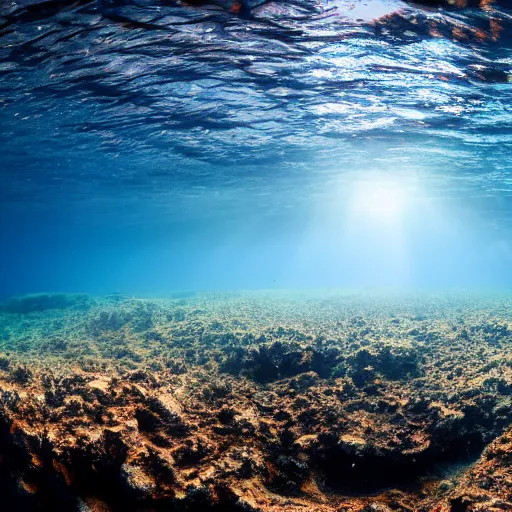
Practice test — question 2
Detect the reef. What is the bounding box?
[0,291,512,511]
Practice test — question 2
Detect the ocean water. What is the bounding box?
[1,3,512,510]
[1,0,511,296]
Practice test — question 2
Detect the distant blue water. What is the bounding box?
[1,0,511,296]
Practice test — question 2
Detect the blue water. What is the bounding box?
[0,0,511,296]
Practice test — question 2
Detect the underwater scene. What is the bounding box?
[1,0,512,511]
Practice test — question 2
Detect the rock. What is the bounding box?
[339,435,367,456]
[362,504,393,512]
[120,463,156,497]
[87,378,111,394]
[148,392,182,417]
[2,293,91,314]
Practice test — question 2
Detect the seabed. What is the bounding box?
[0,291,511,511]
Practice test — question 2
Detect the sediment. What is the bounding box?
[0,291,511,511]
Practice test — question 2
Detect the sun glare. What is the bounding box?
[351,179,409,221]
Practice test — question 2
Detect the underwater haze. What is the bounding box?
[1,0,512,295]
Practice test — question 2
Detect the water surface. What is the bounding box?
[1,0,511,294]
